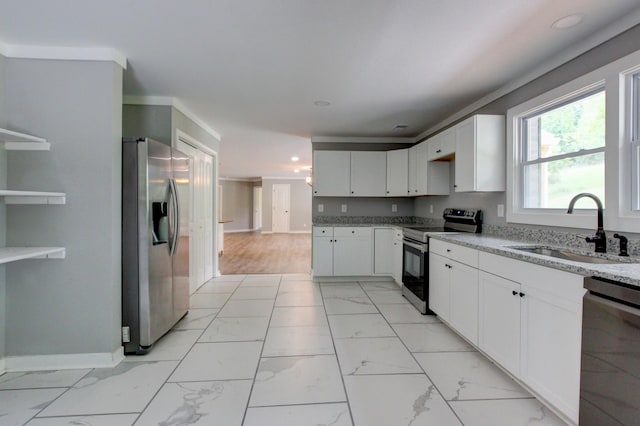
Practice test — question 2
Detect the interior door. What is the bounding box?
[272,183,290,233]
[177,139,214,293]
[253,186,262,230]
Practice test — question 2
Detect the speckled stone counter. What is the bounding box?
[429,233,640,288]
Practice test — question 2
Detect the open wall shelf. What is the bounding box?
[0,247,66,264]
[0,190,66,205]
[0,127,50,150]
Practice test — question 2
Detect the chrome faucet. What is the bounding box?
[567,193,606,253]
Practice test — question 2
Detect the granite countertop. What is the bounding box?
[429,233,640,288]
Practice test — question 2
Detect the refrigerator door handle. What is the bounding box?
[169,178,180,256]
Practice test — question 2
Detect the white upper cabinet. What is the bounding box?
[350,151,387,197]
[386,148,409,196]
[409,141,450,196]
[427,127,455,161]
[312,151,351,196]
[454,114,505,192]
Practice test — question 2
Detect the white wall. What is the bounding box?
[5,58,124,363]
[0,53,7,365]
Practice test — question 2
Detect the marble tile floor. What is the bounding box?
[0,274,567,426]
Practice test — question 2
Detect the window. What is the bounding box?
[521,89,606,209]
[632,72,640,210]
[507,49,640,231]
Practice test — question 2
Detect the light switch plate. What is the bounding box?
[318,204,324,213]
[497,204,505,217]
[341,204,347,213]
[392,204,398,212]
[429,204,434,214]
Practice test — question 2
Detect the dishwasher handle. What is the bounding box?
[584,276,640,308]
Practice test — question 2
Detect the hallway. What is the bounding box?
[219,232,311,275]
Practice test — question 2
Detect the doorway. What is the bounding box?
[253,186,262,230]
[272,184,290,233]
[176,131,216,294]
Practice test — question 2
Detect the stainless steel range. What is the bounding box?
[402,208,482,314]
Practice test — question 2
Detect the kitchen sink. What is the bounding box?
[508,246,631,264]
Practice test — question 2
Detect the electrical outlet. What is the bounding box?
[497,204,505,217]
[318,204,324,213]
[341,204,347,213]
[429,204,434,214]
[122,326,131,343]
[391,204,398,212]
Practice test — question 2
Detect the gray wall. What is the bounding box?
[5,58,123,357]
[415,23,640,230]
[312,197,414,218]
[122,104,172,144]
[262,179,312,233]
[123,105,221,155]
[220,179,254,231]
[0,53,7,361]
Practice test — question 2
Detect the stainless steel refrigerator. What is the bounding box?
[122,137,190,354]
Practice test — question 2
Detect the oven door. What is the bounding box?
[401,239,433,314]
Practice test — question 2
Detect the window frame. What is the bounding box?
[506,48,640,231]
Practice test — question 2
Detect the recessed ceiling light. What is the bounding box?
[551,14,584,30]
[291,156,299,162]
[314,100,331,107]
[294,169,300,173]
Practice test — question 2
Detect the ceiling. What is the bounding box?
[1,0,640,179]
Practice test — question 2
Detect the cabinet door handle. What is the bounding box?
[453,184,458,188]
[519,292,525,298]
[386,191,390,194]
[446,249,451,252]
[512,290,518,296]
[436,149,442,153]
[314,190,318,194]
[351,191,354,194]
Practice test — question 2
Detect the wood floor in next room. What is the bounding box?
[220,231,311,275]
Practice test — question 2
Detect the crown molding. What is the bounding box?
[123,95,221,141]
[311,136,414,144]
[0,41,126,69]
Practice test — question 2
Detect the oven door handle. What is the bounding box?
[403,240,427,253]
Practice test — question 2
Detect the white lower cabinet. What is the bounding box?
[429,248,478,345]
[478,271,521,376]
[428,253,451,321]
[312,226,372,277]
[374,228,394,275]
[478,251,583,424]
[449,261,479,345]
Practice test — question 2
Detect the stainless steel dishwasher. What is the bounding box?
[580,276,640,425]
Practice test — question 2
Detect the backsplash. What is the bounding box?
[482,224,640,257]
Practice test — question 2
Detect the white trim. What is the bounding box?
[4,347,124,372]
[311,136,413,144]
[289,230,312,234]
[415,8,640,142]
[0,42,126,69]
[261,231,274,234]
[124,96,221,141]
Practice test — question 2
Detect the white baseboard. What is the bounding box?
[311,274,395,282]
[261,231,273,234]
[224,228,254,234]
[4,347,125,372]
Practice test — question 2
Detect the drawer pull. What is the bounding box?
[512,290,518,296]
